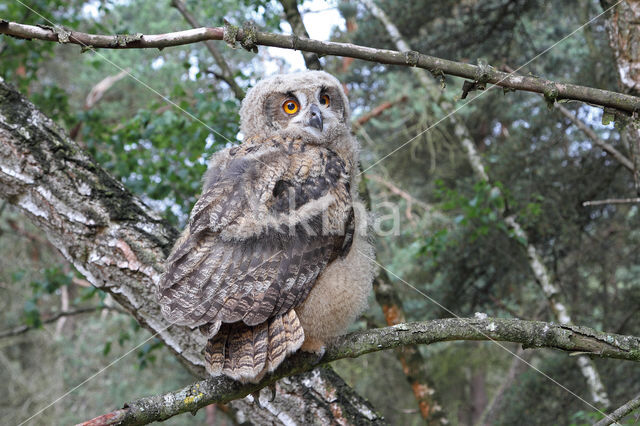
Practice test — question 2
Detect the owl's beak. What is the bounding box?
[305,104,323,132]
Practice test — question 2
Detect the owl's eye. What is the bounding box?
[282,99,299,115]
[320,94,330,106]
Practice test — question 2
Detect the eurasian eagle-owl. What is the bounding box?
[158,71,375,383]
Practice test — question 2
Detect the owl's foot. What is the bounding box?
[300,337,326,358]
[251,383,277,407]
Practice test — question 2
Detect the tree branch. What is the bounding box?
[79,317,640,425]
[502,64,633,173]
[1,20,639,113]
[278,0,322,70]
[593,393,640,426]
[582,197,640,206]
[169,0,246,100]
[355,95,408,126]
[555,103,634,171]
[0,306,123,339]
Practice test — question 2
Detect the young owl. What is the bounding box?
[158,71,375,383]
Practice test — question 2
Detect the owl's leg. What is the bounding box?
[300,337,326,357]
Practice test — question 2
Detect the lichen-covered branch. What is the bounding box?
[0,77,377,425]
[79,317,640,425]
[1,20,639,113]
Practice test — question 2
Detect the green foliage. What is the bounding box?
[19,267,71,328]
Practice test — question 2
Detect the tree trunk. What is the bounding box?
[602,0,640,194]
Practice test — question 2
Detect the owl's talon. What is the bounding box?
[301,337,326,358]
[267,383,277,402]
[251,390,262,408]
[251,384,277,407]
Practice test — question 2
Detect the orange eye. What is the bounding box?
[320,94,330,106]
[282,99,299,114]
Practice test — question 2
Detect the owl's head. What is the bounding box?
[240,71,351,144]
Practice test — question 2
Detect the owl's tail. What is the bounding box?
[205,309,304,383]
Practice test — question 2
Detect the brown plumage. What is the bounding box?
[158,71,375,383]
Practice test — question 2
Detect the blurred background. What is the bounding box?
[1,0,639,424]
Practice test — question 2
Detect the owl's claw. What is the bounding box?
[300,337,326,358]
[267,383,277,402]
[251,383,278,407]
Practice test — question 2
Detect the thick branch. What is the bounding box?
[79,317,640,425]
[0,20,639,113]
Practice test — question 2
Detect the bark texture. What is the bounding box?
[0,78,380,425]
[593,392,640,426]
[602,0,640,194]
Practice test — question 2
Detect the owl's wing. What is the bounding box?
[158,138,353,331]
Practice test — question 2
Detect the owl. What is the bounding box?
[158,71,375,383]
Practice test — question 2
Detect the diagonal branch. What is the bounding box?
[79,317,640,425]
[1,20,639,113]
[593,392,640,426]
[555,103,634,171]
[169,0,246,100]
[503,63,633,173]
[278,0,322,70]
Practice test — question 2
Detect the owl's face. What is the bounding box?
[262,84,346,140]
[240,71,351,145]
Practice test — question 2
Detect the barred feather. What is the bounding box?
[159,135,354,381]
[204,310,303,382]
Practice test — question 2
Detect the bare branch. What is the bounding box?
[170,0,246,100]
[1,20,639,113]
[0,306,123,339]
[79,317,640,425]
[278,0,322,70]
[582,197,640,206]
[355,95,408,126]
[593,393,640,426]
[555,104,634,171]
